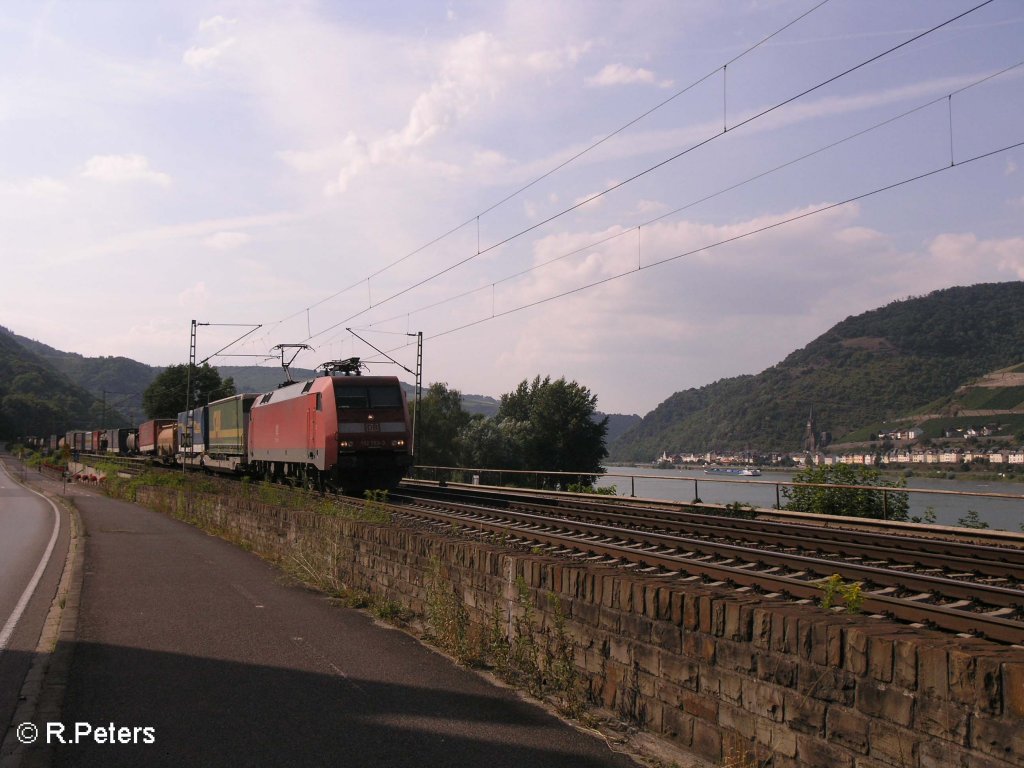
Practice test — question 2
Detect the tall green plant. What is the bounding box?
[783,464,909,520]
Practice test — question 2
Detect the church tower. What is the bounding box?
[804,408,818,453]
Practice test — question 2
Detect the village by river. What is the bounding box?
[596,466,1024,532]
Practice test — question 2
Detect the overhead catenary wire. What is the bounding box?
[336,65,1018,339]
[352,137,1024,364]
[336,57,1024,341]
[258,0,836,341]
[302,0,998,349]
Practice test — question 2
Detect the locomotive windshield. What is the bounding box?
[335,385,403,410]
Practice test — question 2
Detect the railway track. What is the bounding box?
[63,459,1024,642]
[392,483,1024,644]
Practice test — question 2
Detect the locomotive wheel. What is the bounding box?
[304,468,324,494]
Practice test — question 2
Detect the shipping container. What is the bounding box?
[66,431,86,452]
[104,428,136,455]
[138,419,176,455]
[205,394,259,472]
[177,407,208,463]
[156,423,178,461]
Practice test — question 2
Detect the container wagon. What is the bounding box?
[205,393,259,473]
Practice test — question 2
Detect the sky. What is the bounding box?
[1,0,1023,415]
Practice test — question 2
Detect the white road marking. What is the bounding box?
[0,464,62,652]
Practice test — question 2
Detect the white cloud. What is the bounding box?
[52,209,305,265]
[526,41,592,73]
[183,37,236,70]
[203,231,251,251]
[1006,159,1018,176]
[585,63,667,88]
[323,31,511,194]
[177,281,209,307]
[199,15,237,33]
[835,226,884,244]
[0,176,69,198]
[572,187,613,210]
[81,154,170,186]
[303,32,589,193]
[926,233,1024,279]
[473,149,510,170]
[633,199,669,216]
[184,16,238,70]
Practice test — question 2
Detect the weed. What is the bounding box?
[372,598,408,623]
[722,731,759,768]
[820,574,845,610]
[345,590,371,609]
[910,505,938,524]
[724,501,757,519]
[425,558,473,662]
[541,593,585,717]
[361,489,393,523]
[566,483,617,496]
[842,581,864,614]
[958,509,990,529]
[818,574,865,614]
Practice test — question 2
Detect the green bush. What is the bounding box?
[783,464,909,521]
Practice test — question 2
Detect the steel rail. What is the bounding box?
[402,476,1024,546]
[403,496,1023,606]
[403,484,1024,577]
[509,499,1024,580]
[391,496,1024,644]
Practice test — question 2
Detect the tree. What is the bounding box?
[142,364,235,418]
[495,375,608,478]
[455,416,528,469]
[413,382,472,466]
[783,464,909,521]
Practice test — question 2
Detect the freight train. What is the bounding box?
[57,358,414,494]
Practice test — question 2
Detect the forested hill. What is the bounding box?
[610,282,1024,461]
[11,330,156,425]
[0,326,124,438]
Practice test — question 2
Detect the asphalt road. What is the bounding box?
[0,459,70,741]
[46,494,638,767]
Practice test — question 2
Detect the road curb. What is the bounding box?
[0,483,84,768]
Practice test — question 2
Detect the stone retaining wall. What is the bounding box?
[134,486,1024,768]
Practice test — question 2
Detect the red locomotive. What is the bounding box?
[248,359,413,493]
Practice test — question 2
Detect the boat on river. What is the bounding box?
[703,467,761,476]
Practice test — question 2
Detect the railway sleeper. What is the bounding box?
[989,607,1019,617]
[905,592,936,602]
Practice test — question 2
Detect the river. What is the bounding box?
[595,466,1024,532]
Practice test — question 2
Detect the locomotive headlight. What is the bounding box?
[339,440,354,448]
[392,439,405,448]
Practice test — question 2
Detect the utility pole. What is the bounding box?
[184,319,263,470]
[184,320,197,472]
[413,331,422,460]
